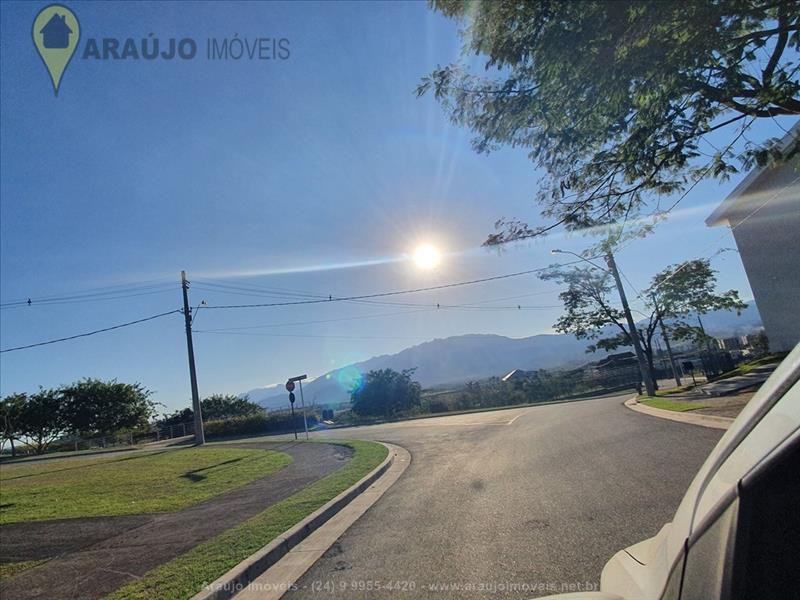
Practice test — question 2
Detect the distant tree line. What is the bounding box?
[0,379,155,456]
[156,394,263,427]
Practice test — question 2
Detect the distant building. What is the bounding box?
[716,336,742,352]
[706,123,800,353]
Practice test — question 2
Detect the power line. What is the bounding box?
[631,172,800,306]
[0,281,178,309]
[195,330,435,342]
[0,310,181,353]
[198,262,581,310]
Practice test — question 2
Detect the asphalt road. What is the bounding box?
[275,394,723,599]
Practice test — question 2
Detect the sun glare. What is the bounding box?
[413,244,441,270]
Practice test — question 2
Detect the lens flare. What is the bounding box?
[336,365,364,394]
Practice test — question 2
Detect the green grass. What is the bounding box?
[641,398,710,412]
[0,447,291,524]
[104,440,388,600]
[0,560,47,583]
[654,384,696,396]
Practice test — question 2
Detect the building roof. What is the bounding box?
[41,13,72,34]
[706,121,799,228]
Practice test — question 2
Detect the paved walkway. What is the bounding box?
[0,442,352,600]
[695,364,776,396]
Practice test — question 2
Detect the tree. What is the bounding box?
[542,257,747,387]
[540,265,661,386]
[351,368,422,418]
[60,379,155,437]
[157,407,193,429]
[200,394,262,420]
[650,258,748,344]
[418,1,799,241]
[157,394,262,427]
[18,388,67,455]
[0,393,26,457]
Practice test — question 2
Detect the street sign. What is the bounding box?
[285,380,295,392]
[289,392,296,404]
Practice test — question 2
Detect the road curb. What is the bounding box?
[624,396,734,430]
[192,442,397,600]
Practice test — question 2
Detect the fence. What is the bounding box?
[45,419,197,454]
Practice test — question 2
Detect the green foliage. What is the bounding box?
[541,255,748,385]
[203,411,318,439]
[0,447,291,524]
[16,389,67,455]
[157,394,263,428]
[0,393,26,456]
[419,1,799,239]
[60,378,156,436]
[157,407,193,429]
[650,258,748,344]
[200,394,262,420]
[351,368,422,418]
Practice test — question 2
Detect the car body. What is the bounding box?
[541,344,800,600]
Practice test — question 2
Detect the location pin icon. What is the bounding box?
[32,4,80,96]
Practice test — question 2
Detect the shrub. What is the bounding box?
[203,412,318,439]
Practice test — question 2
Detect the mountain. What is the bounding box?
[682,302,762,337]
[245,303,763,410]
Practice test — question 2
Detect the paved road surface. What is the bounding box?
[267,394,723,599]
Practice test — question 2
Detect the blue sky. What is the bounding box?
[1,1,795,412]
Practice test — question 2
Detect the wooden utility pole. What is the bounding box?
[605,252,656,397]
[181,271,205,445]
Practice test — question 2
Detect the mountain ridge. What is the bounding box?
[244,303,762,410]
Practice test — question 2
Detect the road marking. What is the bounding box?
[506,414,523,425]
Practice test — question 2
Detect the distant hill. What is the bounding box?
[245,302,763,410]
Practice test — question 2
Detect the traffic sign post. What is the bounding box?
[287,375,309,441]
[287,389,297,440]
[298,379,309,440]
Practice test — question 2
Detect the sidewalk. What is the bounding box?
[695,364,776,397]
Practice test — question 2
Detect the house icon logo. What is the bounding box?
[32,4,80,95]
[41,13,72,49]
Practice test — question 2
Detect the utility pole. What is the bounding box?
[651,293,681,387]
[605,251,656,397]
[181,271,205,445]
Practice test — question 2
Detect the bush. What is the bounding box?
[203,412,318,439]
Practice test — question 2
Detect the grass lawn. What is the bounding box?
[105,440,388,600]
[653,384,696,396]
[641,398,710,412]
[0,447,291,525]
[0,560,47,583]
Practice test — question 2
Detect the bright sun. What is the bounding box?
[413,244,441,270]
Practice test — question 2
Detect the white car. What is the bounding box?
[542,345,800,600]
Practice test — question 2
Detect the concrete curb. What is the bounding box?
[192,442,397,600]
[624,396,734,430]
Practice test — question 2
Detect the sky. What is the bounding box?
[1,1,796,413]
